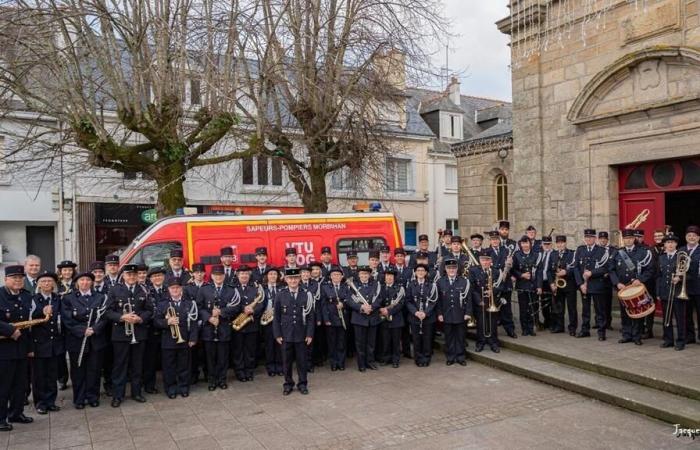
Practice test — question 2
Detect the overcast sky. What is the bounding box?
[427,1,512,101]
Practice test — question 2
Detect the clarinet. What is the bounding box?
[77,307,95,368]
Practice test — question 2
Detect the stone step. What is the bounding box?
[490,336,700,401]
[468,347,700,429]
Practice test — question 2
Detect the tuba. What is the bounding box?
[232,285,264,331]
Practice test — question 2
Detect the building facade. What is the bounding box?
[453,0,700,245]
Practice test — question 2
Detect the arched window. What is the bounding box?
[495,174,508,221]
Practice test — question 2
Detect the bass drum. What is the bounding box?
[618,284,655,319]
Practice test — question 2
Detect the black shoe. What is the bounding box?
[392,363,399,368]
[634,340,642,346]
[475,344,484,353]
[576,332,590,338]
[277,371,285,376]
[446,361,454,366]
[283,388,292,396]
[219,383,228,390]
[9,414,33,424]
[47,405,60,412]
[618,338,632,344]
[132,395,147,403]
[89,401,99,408]
[675,344,686,351]
[181,392,189,398]
[569,331,576,337]
[36,407,47,415]
[145,388,158,394]
[167,393,177,399]
[338,366,345,371]
[75,404,85,410]
[111,399,121,408]
[367,363,378,370]
[268,371,275,377]
[458,361,467,366]
[507,331,517,339]
[331,366,337,372]
[598,336,606,341]
[490,345,500,353]
[59,383,68,391]
[237,377,247,383]
[208,384,216,391]
[660,342,674,348]
[299,387,309,395]
[246,376,253,382]
[0,422,12,432]
[358,367,366,372]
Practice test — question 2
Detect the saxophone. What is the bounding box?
[232,285,264,331]
[0,312,52,339]
[260,287,275,326]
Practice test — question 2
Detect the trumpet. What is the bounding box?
[124,302,137,345]
[167,304,186,344]
[665,251,690,326]
[232,285,264,331]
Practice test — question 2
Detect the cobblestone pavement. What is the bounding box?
[1,353,693,450]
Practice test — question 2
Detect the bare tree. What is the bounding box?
[0,0,255,216]
[238,0,448,212]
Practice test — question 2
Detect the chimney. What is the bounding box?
[448,76,461,106]
[375,49,406,91]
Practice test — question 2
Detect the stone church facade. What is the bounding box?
[453,0,700,244]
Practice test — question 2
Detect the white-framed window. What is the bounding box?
[445,165,458,190]
[445,219,458,234]
[385,157,411,192]
[242,156,283,186]
[330,167,357,191]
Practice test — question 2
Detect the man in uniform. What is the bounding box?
[220,247,236,286]
[319,247,333,278]
[440,236,468,276]
[342,250,360,283]
[486,231,516,338]
[144,266,167,394]
[136,264,149,286]
[251,247,270,285]
[105,264,152,407]
[0,265,34,430]
[368,251,381,281]
[232,266,263,382]
[393,248,412,287]
[165,249,191,285]
[155,278,198,398]
[411,234,437,268]
[657,234,687,351]
[273,268,314,395]
[498,221,517,253]
[645,229,666,339]
[610,230,653,345]
[105,255,121,287]
[378,246,394,277]
[283,248,299,272]
[344,266,382,371]
[30,271,64,413]
[378,269,405,368]
[535,235,554,330]
[437,229,452,258]
[513,236,542,336]
[436,259,472,366]
[91,261,108,295]
[574,229,611,341]
[597,231,616,331]
[522,226,542,253]
[469,233,484,257]
[405,264,438,366]
[321,266,350,371]
[261,268,283,377]
[184,263,206,384]
[681,225,700,344]
[92,260,112,396]
[305,262,326,369]
[197,265,239,390]
[470,252,504,353]
[548,236,578,335]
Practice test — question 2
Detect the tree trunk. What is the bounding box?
[154,164,187,217]
[302,164,329,213]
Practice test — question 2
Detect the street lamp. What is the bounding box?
[497,148,509,163]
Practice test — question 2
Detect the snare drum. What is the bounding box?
[618,284,655,319]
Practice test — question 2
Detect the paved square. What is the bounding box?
[0,352,692,449]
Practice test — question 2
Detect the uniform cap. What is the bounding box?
[105,255,120,264]
[191,263,206,272]
[147,266,166,277]
[220,247,233,256]
[57,260,77,269]
[321,246,332,254]
[169,249,183,258]
[90,261,105,271]
[37,270,58,282]
[4,265,25,277]
[285,248,297,256]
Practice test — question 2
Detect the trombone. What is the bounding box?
[482,267,502,338]
[167,304,186,344]
[664,251,690,326]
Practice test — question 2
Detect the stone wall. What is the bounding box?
[501,0,700,245]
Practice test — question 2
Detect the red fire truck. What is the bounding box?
[119,212,403,270]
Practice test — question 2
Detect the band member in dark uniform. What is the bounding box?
[405,264,438,367]
[273,268,315,395]
[104,264,152,407]
[657,234,687,351]
[378,269,405,368]
[393,248,413,360]
[574,229,611,341]
[283,247,299,272]
[512,236,542,336]
[486,231,516,338]
[184,263,206,384]
[196,265,240,390]
[610,229,653,345]
[165,249,191,285]
[498,221,517,253]
[439,237,468,275]
[220,247,236,285]
[105,255,121,287]
[344,266,381,371]
[56,260,76,391]
[143,266,166,394]
[136,264,149,287]
[597,231,616,331]
[523,225,543,253]
[681,225,700,345]
[645,229,666,339]
[0,266,35,430]
[232,266,264,382]
[437,229,452,258]
[62,271,108,409]
[548,236,578,335]
[261,268,283,377]
[321,266,350,371]
[470,252,505,353]
[251,247,270,285]
[342,251,360,283]
[535,236,554,330]
[436,259,471,366]
[97,258,116,397]
[155,278,199,398]
[30,271,64,413]
[319,246,333,278]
